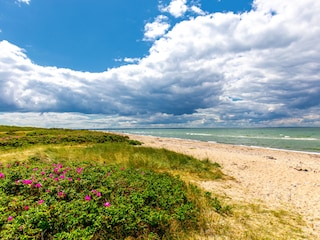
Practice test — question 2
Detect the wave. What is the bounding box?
[214,135,319,141]
[186,132,212,136]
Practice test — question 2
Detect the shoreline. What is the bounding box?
[106,131,320,155]
[122,133,320,238]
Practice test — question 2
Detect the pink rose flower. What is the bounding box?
[85,195,91,201]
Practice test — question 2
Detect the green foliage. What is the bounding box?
[0,126,136,149]
[0,157,205,239]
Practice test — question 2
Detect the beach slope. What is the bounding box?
[126,134,320,238]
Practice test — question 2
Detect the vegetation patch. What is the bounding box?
[0,126,312,239]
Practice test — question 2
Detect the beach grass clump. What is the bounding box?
[0,157,207,239]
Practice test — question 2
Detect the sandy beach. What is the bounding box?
[125,134,320,238]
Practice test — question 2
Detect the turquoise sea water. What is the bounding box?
[106,128,320,153]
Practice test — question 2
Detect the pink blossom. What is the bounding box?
[104,202,111,207]
[58,163,63,169]
[58,191,65,198]
[68,177,73,181]
[91,189,97,193]
[0,172,5,178]
[24,206,29,211]
[22,179,33,185]
[38,199,44,205]
[41,171,46,175]
[54,168,60,174]
[33,168,38,171]
[59,175,65,179]
[8,216,13,221]
[85,195,91,201]
[49,173,54,178]
[96,192,101,197]
[35,183,42,188]
[77,178,81,181]
[54,178,59,182]
[76,168,83,174]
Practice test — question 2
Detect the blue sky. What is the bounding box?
[0,0,319,128]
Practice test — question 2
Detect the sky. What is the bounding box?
[0,0,319,129]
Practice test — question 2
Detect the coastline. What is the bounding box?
[123,133,320,238]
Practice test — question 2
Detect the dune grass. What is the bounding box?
[0,126,313,239]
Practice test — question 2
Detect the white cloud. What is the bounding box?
[1,0,320,128]
[144,15,170,41]
[16,0,31,5]
[190,5,205,15]
[160,0,188,18]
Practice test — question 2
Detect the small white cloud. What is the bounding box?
[190,5,205,15]
[16,0,31,5]
[160,0,188,18]
[144,15,170,41]
[123,57,141,64]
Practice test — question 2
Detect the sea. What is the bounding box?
[105,128,320,154]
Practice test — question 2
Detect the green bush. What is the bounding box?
[0,159,200,239]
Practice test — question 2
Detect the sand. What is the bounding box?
[124,134,320,238]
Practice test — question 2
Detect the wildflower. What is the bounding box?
[77,178,81,181]
[54,178,59,182]
[76,168,83,174]
[41,171,46,175]
[8,216,13,221]
[96,192,102,197]
[35,183,42,188]
[38,200,44,205]
[59,175,65,179]
[58,163,63,169]
[85,195,91,201]
[22,179,33,185]
[91,189,97,193]
[0,172,5,178]
[58,191,65,198]
[68,177,73,181]
[33,167,38,171]
[54,168,60,174]
[24,205,29,211]
[104,202,111,207]
[15,180,20,184]
[49,173,54,178]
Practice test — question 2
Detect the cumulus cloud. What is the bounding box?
[1,0,320,128]
[144,15,170,41]
[160,0,188,18]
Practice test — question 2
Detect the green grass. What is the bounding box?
[0,126,313,239]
